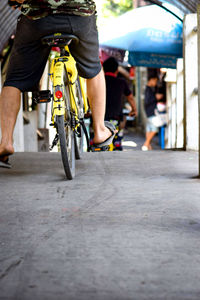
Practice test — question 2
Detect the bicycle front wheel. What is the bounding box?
[56,114,75,179]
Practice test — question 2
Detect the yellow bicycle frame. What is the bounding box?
[50,46,88,121]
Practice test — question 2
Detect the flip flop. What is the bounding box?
[93,121,116,148]
[141,145,149,151]
[0,155,12,169]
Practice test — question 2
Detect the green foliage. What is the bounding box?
[102,0,133,18]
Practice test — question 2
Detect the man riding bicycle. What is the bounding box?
[0,0,116,168]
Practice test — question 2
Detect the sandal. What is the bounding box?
[93,121,116,148]
[0,155,12,169]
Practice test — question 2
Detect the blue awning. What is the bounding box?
[128,52,179,69]
[99,5,183,68]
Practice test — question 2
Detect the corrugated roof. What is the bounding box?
[0,1,20,53]
[149,0,199,14]
[167,0,198,13]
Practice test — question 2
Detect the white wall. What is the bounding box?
[184,13,199,151]
[176,58,184,149]
[165,14,199,151]
[164,69,177,149]
[24,111,38,152]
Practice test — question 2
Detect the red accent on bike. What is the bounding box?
[55,91,63,99]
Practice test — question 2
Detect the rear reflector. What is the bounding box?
[55,90,63,99]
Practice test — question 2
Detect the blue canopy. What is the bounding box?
[99,5,183,68]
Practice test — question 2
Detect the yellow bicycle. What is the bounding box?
[34,33,90,180]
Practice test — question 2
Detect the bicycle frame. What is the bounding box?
[49,46,88,123]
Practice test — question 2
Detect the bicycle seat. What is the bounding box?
[41,33,79,47]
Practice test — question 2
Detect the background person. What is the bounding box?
[102,57,137,150]
[142,74,163,151]
[103,57,137,125]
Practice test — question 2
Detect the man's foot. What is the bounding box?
[0,144,14,156]
[93,121,117,147]
[0,145,14,168]
[0,156,12,168]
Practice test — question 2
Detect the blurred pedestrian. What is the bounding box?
[103,57,137,125]
[142,74,162,151]
[103,57,137,150]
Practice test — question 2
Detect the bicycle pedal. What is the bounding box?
[49,133,59,151]
[90,145,109,152]
[33,90,52,104]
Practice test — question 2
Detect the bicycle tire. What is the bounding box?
[56,115,75,179]
[56,73,75,179]
[74,78,84,159]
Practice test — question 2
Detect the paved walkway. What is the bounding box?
[0,135,200,300]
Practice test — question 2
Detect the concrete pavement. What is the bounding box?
[0,146,200,300]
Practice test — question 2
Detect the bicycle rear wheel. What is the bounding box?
[56,115,75,179]
[56,80,75,179]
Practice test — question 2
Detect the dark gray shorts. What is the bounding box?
[4,14,101,92]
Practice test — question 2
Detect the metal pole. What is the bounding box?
[183,15,187,151]
[136,67,141,126]
[198,4,200,177]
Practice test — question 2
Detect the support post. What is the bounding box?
[198,4,200,177]
[183,16,187,151]
[136,67,141,125]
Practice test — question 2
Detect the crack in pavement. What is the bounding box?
[0,258,23,280]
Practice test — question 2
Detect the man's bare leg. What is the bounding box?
[87,69,116,144]
[0,86,21,160]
